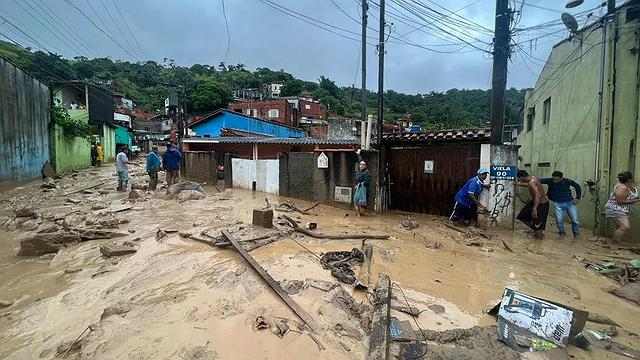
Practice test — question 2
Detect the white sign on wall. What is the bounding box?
[317,152,329,168]
[424,160,434,174]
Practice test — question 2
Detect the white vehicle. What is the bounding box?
[130,145,141,156]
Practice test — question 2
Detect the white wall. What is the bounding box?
[232,159,279,194]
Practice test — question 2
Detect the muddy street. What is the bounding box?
[0,165,639,360]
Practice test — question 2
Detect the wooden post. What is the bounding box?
[221,230,318,332]
[368,273,391,360]
[355,244,373,290]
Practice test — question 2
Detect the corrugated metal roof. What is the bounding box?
[382,128,490,143]
[183,136,359,145]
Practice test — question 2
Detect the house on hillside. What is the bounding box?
[227,99,298,127]
[518,0,640,238]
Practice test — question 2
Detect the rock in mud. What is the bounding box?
[176,190,206,203]
[99,244,137,257]
[64,268,82,274]
[466,238,483,247]
[428,304,446,314]
[426,242,442,249]
[281,279,304,295]
[0,300,14,308]
[131,183,148,191]
[41,177,57,189]
[610,282,640,306]
[17,231,81,256]
[101,302,131,320]
[128,189,144,200]
[37,223,60,234]
[91,203,107,210]
[14,206,37,218]
[21,219,39,231]
[65,198,81,205]
[400,219,419,230]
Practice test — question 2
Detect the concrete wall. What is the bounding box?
[279,151,378,207]
[184,151,217,183]
[50,124,91,173]
[0,58,51,182]
[231,158,279,193]
[518,8,640,239]
[191,111,306,138]
[101,124,116,162]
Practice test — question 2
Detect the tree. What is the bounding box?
[281,79,304,96]
[188,76,233,114]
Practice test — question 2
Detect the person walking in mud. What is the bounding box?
[146,146,161,191]
[116,146,136,191]
[449,168,490,226]
[605,171,640,243]
[163,142,182,186]
[540,171,582,238]
[516,170,550,239]
[354,149,371,216]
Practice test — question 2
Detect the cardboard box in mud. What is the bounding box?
[497,288,573,349]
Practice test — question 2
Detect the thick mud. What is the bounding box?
[0,165,638,359]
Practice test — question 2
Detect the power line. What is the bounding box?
[329,0,361,24]
[0,12,56,52]
[111,0,147,59]
[98,0,140,58]
[221,0,231,63]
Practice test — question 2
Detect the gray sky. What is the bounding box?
[0,0,615,93]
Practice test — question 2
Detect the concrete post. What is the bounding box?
[366,114,373,150]
[481,144,518,228]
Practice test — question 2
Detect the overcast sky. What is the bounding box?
[0,0,616,93]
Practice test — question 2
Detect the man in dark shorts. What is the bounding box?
[450,168,490,226]
[516,170,550,239]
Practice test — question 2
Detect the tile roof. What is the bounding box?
[183,136,358,146]
[382,128,490,143]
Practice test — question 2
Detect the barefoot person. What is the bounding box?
[354,149,371,216]
[605,171,640,242]
[516,170,550,239]
[450,168,490,226]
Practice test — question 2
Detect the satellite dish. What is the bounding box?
[562,12,579,33]
[566,0,584,8]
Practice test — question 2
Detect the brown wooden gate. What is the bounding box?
[387,144,480,216]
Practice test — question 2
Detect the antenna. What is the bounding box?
[562,12,579,33]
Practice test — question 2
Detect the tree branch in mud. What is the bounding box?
[281,215,389,240]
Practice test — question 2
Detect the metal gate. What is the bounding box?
[387,144,480,216]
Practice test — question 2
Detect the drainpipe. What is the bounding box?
[593,17,608,235]
[360,120,366,149]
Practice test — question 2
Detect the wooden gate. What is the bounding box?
[387,144,480,216]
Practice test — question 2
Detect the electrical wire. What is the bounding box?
[111,0,147,59]
[221,0,231,64]
[391,282,428,359]
[329,0,361,24]
[98,0,140,58]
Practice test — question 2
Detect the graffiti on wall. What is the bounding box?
[489,181,512,225]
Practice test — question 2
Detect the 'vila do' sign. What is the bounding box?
[490,165,516,181]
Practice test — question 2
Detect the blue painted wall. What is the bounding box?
[1,58,51,182]
[191,111,306,138]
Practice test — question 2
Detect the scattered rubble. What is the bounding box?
[17,231,81,256]
[400,218,419,230]
[99,244,137,257]
[14,206,37,218]
[321,248,365,284]
[0,299,14,308]
[177,190,206,202]
[41,177,57,189]
[128,189,144,200]
[425,242,442,249]
[305,278,336,292]
[281,279,304,295]
[100,302,132,320]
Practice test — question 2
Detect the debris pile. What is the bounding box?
[321,248,365,284]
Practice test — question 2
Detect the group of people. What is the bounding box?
[451,168,639,242]
[114,142,183,192]
[90,142,104,167]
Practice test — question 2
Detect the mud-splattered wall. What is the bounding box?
[183,151,217,183]
[0,58,51,182]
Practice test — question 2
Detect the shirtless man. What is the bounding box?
[516,170,550,239]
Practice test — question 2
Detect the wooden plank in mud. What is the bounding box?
[368,273,391,360]
[221,230,318,332]
[355,244,373,290]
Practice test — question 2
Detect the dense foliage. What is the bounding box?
[1,40,524,128]
[51,106,92,140]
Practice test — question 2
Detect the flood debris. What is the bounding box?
[0,299,14,308]
[466,238,483,247]
[355,243,373,290]
[400,218,419,230]
[14,206,37,218]
[425,241,443,249]
[305,278,336,292]
[331,287,372,332]
[609,282,640,306]
[100,302,131,320]
[252,208,273,228]
[41,177,57,189]
[391,305,420,317]
[390,319,418,342]
[282,215,389,240]
[128,189,144,200]
[587,312,620,326]
[333,322,363,340]
[367,274,391,360]
[281,279,304,295]
[176,190,206,202]
[99,244,137,257]
[321,248,364,284]
[17,231,81,256]
[167,181,205,195]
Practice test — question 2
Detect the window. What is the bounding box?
[543,97,551,124]
[526,107,534,132]
[524,163,532,168]
[538,162,551,168]
[268,109,279,118]
[305,104,311,110]
[245,109,257,117]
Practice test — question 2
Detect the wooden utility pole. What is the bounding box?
[361,0,368,135]
[489,0,511,145]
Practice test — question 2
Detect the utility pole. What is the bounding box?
[376,0,385,213]
[361,0,368,139]
[489,0,511,145]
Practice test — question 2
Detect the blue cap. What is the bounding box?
[477,167,489,175]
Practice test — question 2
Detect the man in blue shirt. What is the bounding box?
[146,146,161,190]
[162,142,182,186]
[540,171,582,237]
[450,168,490,225]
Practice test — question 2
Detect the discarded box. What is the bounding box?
[497,288,573,350]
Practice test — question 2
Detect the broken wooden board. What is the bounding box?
[221,230,318,332]
[355,244,373,290]
[368,273,391,360]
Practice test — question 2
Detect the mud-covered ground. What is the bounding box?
[0,164,638,360]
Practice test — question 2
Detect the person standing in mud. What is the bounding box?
[540,171,582,238]
[116,146,136,191]
[146,146,161,191]
[163,142,182,186]
[605,171,640,243]
[90,143,98,167]
[450,168,490,226]
[516,170,550,239]
[354,149,372,216]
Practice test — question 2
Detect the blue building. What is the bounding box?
[188,109,306,138]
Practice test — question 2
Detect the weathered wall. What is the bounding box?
[231,158,279,193]
[0,58,51,182]
[518,8,640,238]
[279,151,378,207]
[184,151,217,183]
[485,145,518,229]
[101,124,116,162]
[51,125,91,173]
